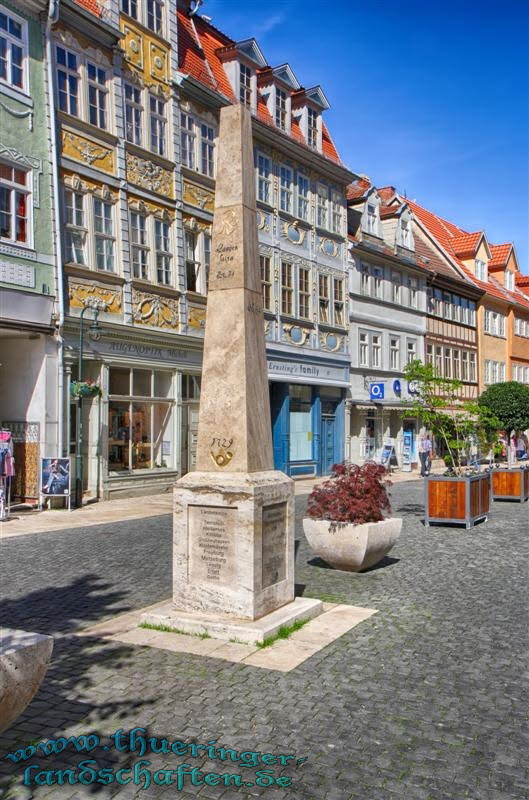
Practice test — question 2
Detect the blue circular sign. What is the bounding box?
[393,379,401,394]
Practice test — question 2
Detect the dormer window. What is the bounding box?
[475,259,487,281]
[366,204,377,234]
[307,107,318,149]
[275,88,287,130]
[239,63,252,106]
[401,218,412,249]
[505,270,514,291]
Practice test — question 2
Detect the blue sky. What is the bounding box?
[201,0,529,272]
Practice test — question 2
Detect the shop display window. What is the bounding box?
[108,368,175,473]
[289,385,312,461]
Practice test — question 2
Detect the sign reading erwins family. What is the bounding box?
[40,458,72,510]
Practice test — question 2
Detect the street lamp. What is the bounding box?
[74,299,106,508]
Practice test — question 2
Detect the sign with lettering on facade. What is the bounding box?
[407,380,420,395]
[369,382,385,401]
[66,337,203,367]
[267,359,349,385]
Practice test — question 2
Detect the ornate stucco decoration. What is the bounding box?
[319,332,344,353]
[319,237,341,258]
[68,280,122,314]
[126,154,174,197]
[183,181,215,212]
[282,323,311,347]
[257,210,271,233]
[280,219,307,246]
[62,133,114,174]
[0,102,33,131]
[149,42,168,83]
[129,197,175,220]
[132,289,178,328]
[0,144,42,206]
[121,24,144,70]
[182,214,210,233]
[62,171,117,202]
[188,305,206,330]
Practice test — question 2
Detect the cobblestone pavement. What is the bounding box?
[1,481,528,800]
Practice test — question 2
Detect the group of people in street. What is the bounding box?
[417,428,529,477]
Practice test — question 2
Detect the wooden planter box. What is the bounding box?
[425,473,491,529]
[491,467,529,502]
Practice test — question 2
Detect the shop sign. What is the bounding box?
[73,337,203,366]
[267,359,349,385]
[369,382,385,401]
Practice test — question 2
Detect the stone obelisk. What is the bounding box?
[142,105,321,642]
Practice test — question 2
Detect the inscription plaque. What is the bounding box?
[262,502,287,588]
[189,505,236,585]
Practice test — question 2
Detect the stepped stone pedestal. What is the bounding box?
[142,104,322,643]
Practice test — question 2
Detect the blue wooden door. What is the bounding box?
[320,416,335,475]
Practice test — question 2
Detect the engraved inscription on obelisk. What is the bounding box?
[189,506,236,585]
[262,503,287,588]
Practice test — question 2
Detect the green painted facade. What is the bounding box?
[0,0,55,300]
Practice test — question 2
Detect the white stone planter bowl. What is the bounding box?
[303,517,402,572]
[0,629,53,734]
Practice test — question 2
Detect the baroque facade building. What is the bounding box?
[0,0,58,501]
[175,2,355,479]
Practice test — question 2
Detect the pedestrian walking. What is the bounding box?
[418,432,432,477]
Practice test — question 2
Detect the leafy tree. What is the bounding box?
[403,360,501,475]
[479,381,529,434]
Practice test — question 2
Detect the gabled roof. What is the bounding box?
[176,11,341,164]
[489,243,513,269]
[346,177,371,200]
[451,231,485,259]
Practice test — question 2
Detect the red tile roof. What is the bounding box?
[346,178,371,200]
[177,11,342,164]
[74,0,101,16]
[489,243,513,268]
[378,186,396,203]
[450,231,483,259]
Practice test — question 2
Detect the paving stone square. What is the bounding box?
[1,481,528,799]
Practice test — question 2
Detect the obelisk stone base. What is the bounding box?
[176,470,299,619]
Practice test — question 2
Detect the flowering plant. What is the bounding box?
[306,462,392,524]
[70,379,102,398]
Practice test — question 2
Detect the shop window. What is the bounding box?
[108,367,175,472]
[182,374,201,400]
[289,385,312,461]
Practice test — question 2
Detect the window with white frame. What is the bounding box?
[330,190,342,234]
[435,346,442,374]
[390,336,400,370]
[484,308,506,337]
[0,161,30,245]
[121,0,165,36]
[155,219,172,285]
[461,350,469,381]
[426,344,433,367]
[257,153,271,204]
[452,349,461,379]
[56,45,111,131]
[409,276,418,308]
[400,217,412,249]
[297,173,309,220]
[0,6,27,92]
[359,332,368,366]
[307,106,318,149]
[125,83,142,145]
[239,63,252,106]
[180,112,195,169]
[130,211,149,280]
[515,317,529,337]
[149,94,166,157]
[260,255,272,311]
[94,198,115,271]
[316,183,327,228]
[406,339,417,365]
[452,293,461,322]
[371,333,381,368]
[200,122,214,177]
[318,274,329,322]
[392,271,402,304]
[505,270,514,291]
[280,165,293,214]
[359,263,369,295]
[184,227,209,294]
[281,260,293,315]
[333,278,344,325]
[484,359,505,385]
[64,189,85,264]
[298,267,310,319]
[56,45,79,117]
[469,352,476,382]
[366,203,377,235]
[371,266,383,299]
[275,87,287,130]
[87,62,108,129]
[443,292,452,320]
[444,348,452,378]
[475,259,487,281]
[64,187,116,272]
